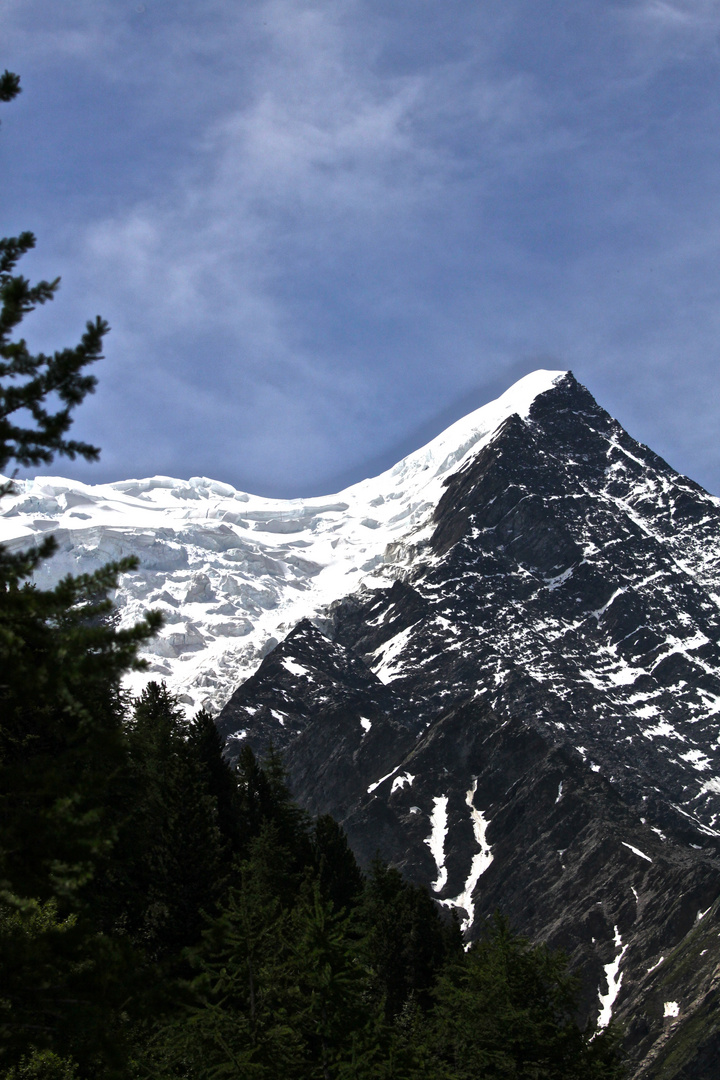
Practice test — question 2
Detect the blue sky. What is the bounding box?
[4,0,720,497]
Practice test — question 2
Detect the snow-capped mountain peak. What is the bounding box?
[0,368,566,711]
[211,369,720,1078]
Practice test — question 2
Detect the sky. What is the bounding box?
[4,0,720,498]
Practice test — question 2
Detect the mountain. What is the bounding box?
[0,369,566,713]
[216,372,720,1079]
[4,369,720,1077]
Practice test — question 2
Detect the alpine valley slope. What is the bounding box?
[4,369,720,1077]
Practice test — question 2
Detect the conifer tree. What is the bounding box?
[0,69,104,478]
[0,72,161,1078]
[144,823,305,1079]
[311,815,364,914]
[235,743,312,872]
[187,709,242,849]
[357,860,456,1021]
[427,913,625,1080]
[0,69,161,911]
[287,881,367,1077]
[95,683,229,959]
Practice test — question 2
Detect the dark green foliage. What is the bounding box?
[143,825,403,1080]
[312,814,364,914]
[0,899,80,1066]
[0,152,108,476]
[235,742,313,870]
[427,913,625,1080]
[186,709,242,848]
[0,70,21,104]
[282,881,376,1078]
[138,818,624,1080]
[149,832,305,1078]
[0,894,139,1077]
[357,859,458,1020]
[0,201,152,1080]
[2,1048,79,1080]
[92,683,229,959]
[0,561,161,903]
[0,223,107,473]
[0,72,160,1078]
[0,68,161,911]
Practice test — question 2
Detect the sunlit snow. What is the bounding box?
[441,780,493,931]
[390,772,415,793]
[622,842,653,863]
[597,926,628,1028]
[680,749,712,772]
[367,765,401,794]
[282,658,308,678]
[642,719,682,741]
[424,795,449,893]
[371,625,414,684]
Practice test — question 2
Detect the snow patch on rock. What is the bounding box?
[425,795,449,893]
[597,926,628,1028]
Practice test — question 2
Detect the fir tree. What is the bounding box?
[357,859,457,1021]
[186,709,242,850]
[0,72,161,1078]
[0,69,161,911]
[235,743,312,872]
[286,881,367,1078]
[143,825,305,1079]
[0,68,104,477]
[96,683,229,959]
[428,913,625,1080]
[311,816,364,915]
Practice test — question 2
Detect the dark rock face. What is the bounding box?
[219,618,404,753]
[216,372,720,1079]
[218,618,416,819]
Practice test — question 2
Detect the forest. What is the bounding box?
[0,72,624,1079]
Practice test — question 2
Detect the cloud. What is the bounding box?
[7,1,720,496]
[3,0,124,65]
[50,1,552,480]
[621,0,720,57]
[632,0,720,27]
